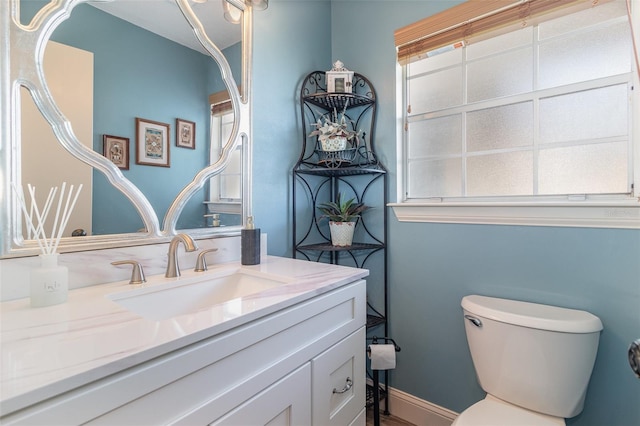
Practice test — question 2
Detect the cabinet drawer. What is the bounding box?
[211,364,311,426]
[312,327,365,426]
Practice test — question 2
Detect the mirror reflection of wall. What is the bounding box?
[19,1,243,237]
[20,41,98,238]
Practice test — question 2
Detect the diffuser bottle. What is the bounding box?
[30,253,68,307]
[241,216,260,265]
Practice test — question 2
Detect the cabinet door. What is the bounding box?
[349,408,366,426]
[211,364,311,426]
[312,327,366,426]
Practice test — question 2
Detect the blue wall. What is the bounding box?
[252,0,332,251]
[253,1,640,425]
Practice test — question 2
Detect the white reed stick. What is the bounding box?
[28,184,50,253]
[48,182,67,254]
[12,184,47,254]
[27,197,34,240]
[27,186,45,238]
[52,184,83,253]
[27,184,53,249]
[12,182,83,255]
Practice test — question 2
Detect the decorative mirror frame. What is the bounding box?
[0,0,253,258]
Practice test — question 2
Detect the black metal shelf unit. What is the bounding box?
[292,71,390,414]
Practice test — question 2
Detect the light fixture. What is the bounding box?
[223,0,243,24]
[222,0,268,24]
[246,0,268,11]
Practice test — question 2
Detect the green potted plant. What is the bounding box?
[317,193,370,246]
[309,104,360,152]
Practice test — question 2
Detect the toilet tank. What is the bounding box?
[461,295,603,418]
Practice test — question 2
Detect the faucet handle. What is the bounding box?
[111,260,146,284]
[194,248,219,272]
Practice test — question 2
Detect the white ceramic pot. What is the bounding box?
[321,136,348,152]
[329,221,356,246]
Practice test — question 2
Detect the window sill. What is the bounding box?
[204,201,242,215]
[389,201,640,229]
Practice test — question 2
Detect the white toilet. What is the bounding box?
[453,295,603,426]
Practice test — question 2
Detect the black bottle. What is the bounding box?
[241,216,260,265]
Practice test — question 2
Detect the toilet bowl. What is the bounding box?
[452,395,564,426]
[454,295,602,425]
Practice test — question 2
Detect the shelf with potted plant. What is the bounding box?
[308,104,361,168]
[293,68,389,380]
[295,193,384,253]
[296,70,384,173]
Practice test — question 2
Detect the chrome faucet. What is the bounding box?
[165,233,198,278]
[111,260,146,284]
[194,248,219,272]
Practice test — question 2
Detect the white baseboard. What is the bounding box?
[368,380,458,426]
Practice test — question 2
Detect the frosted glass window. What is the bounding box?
[539,85,628,144]
[220,175,241,199]
[209,111,242,203]
[467,152,533,196]
[408,48,462,75]
[467,102,533,152]
[408,115,462,158]
[401,0,633,202]
[225,148,242,175]
[538,142,628,195]
[539,21,631,89]
[467,47,533,102]
[539,0,627,40]
[467,27,532,60]
[409,66,462,114]
[408,158,461,198]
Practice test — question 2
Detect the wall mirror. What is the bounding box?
[0,0,252,257]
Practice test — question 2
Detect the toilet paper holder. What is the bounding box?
[366,336,401,353]
[366,336,400,426]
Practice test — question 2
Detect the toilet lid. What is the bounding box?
[452,397,564,426]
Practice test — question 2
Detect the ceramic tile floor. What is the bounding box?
[366,407,416,426]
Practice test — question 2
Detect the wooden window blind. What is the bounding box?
[394,0,614,64]
[209,88,237,115]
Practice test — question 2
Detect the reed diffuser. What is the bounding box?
[13,182,83,307]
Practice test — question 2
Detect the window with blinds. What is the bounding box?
[393,0,639,227]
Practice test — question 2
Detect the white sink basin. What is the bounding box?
[107,268,294,321]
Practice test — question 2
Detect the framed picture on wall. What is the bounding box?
[136,117,170,167]
[176,118,196,149]
[103,134,129,170]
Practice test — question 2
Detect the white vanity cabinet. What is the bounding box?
[211,325,366,426]
[1,279,366,425]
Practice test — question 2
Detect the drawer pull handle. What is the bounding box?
[332,377,353,394]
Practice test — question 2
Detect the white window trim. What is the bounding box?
[391,6,640,230]
[389,200,640,229]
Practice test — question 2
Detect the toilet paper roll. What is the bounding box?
[368,344,396,370]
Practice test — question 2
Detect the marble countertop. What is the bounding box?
[0,256,368,415]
